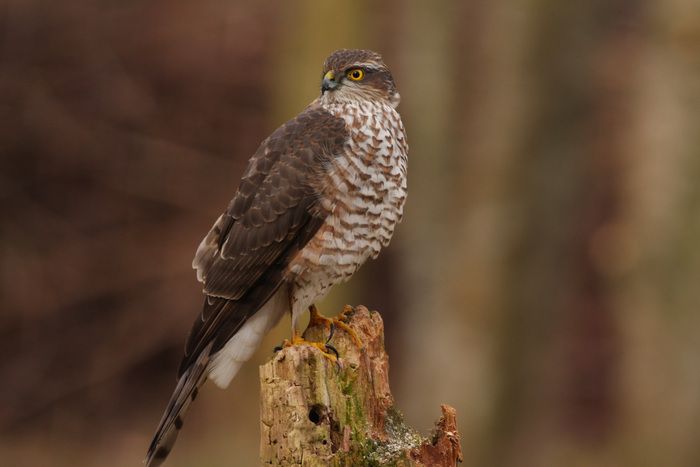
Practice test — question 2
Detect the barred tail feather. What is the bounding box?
[145,290,286,465]
[145,342,213,467]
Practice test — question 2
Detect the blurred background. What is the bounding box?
[2,0,700,466]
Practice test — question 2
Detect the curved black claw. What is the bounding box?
[326,322,336,344]
[273,344,284,353]
[324,344,340,359]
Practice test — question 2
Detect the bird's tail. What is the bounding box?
[144,342,214,467]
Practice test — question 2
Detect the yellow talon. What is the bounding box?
[283,331,338,362]
[308,304,363,348]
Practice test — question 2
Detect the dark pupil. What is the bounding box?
[353,71,360,78]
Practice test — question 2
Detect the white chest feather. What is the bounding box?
[287,100,408,316]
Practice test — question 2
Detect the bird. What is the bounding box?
[145,49,408,466]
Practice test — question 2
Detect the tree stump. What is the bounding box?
[259,305,463,466]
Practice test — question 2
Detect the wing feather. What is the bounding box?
[179,105,347,376]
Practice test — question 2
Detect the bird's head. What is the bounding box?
[319,49,400,108]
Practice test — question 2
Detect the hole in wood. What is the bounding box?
[308,404,325,425]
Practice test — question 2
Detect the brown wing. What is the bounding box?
[178,105,348,376]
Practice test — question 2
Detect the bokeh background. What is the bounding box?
[2,0,700,466]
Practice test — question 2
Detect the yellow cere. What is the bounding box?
[346,68,365,81]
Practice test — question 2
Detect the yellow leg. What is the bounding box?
[308,304,362,348]
[282,322,338,362]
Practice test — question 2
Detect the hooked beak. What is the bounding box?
[321,70,339,93]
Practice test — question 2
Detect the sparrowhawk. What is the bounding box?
[145,49,408,466]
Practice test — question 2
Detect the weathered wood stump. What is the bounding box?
[260,305,463,466]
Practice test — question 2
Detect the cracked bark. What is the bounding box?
[260,305,463,466]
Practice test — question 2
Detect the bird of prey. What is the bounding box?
[145,49,408,466]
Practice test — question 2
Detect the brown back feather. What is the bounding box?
[179,104,348,375]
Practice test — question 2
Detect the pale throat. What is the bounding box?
[319,89,400,109]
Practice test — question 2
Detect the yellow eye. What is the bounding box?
[346,68,365,81]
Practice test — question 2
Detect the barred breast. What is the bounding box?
[286,100,408,322]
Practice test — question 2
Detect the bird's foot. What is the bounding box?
[308,304,363,348]
[277,335,339,362]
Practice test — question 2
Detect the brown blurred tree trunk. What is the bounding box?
[490,1,648,466]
